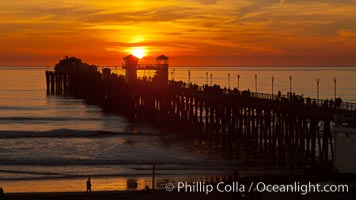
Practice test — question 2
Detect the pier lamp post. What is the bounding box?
[255,74,257,92]
[228,73,231,89]
[289,75,292,96]
[334,77,337,99]
[271,76,274,95]
[316,78,320,100]
[206,72,209,85]
[188,70,191,84]
[172,68,175,80]
[171,72,174,81]
[237,74,240,90]
[210,73,213,86]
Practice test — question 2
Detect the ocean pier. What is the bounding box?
[45,55,356,172]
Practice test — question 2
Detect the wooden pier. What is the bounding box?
[46,56,356,172]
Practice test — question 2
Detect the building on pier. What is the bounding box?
[123,55,139,84]
[154,55,169,84]
[122,54,169,85]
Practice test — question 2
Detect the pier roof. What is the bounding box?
[156,55,169,60]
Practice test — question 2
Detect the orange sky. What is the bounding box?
[0,0,355,66]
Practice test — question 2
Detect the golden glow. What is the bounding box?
[130,47,146,59]
[0,1,356,66]
[2,177,149,193]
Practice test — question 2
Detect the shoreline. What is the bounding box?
[0,170,322,193]
[2,172,356,194]
[0,174,232,193]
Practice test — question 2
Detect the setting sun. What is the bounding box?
[131,47,146,59]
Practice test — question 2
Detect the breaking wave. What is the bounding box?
[0,129,160,138]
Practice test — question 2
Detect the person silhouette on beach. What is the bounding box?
[86,177,92,194]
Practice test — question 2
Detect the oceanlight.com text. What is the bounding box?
[165,181,349,195]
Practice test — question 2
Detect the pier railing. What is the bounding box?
[169,80,356,112]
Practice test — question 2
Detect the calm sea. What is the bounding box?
[0,66,355,192]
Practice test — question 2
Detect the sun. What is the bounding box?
[131,47,146,59]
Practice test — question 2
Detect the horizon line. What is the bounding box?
[1,65,356,68]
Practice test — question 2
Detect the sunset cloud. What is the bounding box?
[0,0,355,66]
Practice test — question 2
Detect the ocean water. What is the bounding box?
[0,66,356,193]
[0,67,237,193]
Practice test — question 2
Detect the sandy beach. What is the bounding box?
[4,189,356,200]
[3,190,232,200]
[2,170,356,199]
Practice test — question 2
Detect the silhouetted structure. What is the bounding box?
[55,56,97,73]
[46,56,356,172]
[154,55,169,84]
[123,55,139,84]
